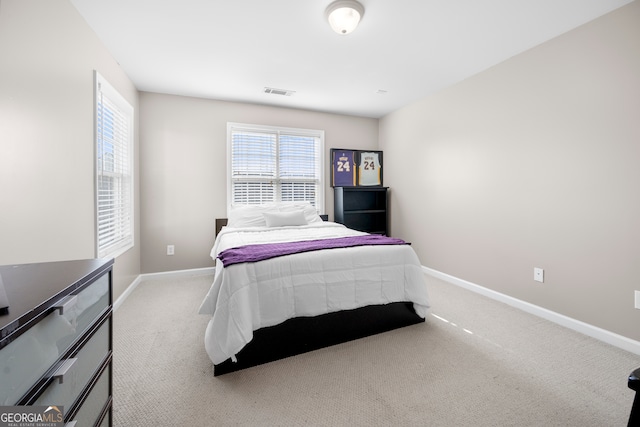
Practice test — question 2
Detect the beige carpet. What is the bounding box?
[112,273,640,426]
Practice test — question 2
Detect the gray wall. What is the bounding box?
[0,0,140,300]
[2,0,638,345]
[139,92,379,273]
[380,1,640,341]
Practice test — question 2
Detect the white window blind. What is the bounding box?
[228,123,324,212]
[95,72,134,258]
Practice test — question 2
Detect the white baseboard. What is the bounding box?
[423,266,640,356]
[113,266,215,311]
[140,266,215,281]
[113,274,143,312]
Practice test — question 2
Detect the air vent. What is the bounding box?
[264,87,295,96]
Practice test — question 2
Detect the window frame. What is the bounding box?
[227,122,325,215]
[94,71,134,259]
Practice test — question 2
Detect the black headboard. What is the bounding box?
[215,218,228,237]
[215,215,328,237]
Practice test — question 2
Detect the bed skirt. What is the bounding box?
[213,301,424,376]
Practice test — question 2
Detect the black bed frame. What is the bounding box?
[212,218,425,376]
[214,301,424,376]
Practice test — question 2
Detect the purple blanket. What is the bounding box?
[217,234,408,267]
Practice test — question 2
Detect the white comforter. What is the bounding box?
[198,222,430,364]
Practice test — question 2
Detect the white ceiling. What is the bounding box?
[70,0,632,118]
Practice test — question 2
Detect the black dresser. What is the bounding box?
[0,259,113,426]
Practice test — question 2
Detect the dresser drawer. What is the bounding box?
[67,364,111,427]
[98,408,111,427]
[0,272,109,405]
[34,319,110,408]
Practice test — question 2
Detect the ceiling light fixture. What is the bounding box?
[325,0,364,35]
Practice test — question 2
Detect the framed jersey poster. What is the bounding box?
[330,149,356,187]
[356,150,383,186]
[331,149,383,187]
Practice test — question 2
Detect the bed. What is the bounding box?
[198,202,430,375]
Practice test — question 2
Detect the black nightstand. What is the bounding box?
[627,368,640,427]
[628,367,640,426]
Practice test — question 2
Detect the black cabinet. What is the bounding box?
[0,259,113,427]
[334,187,388,235]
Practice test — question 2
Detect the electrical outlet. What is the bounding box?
[534,267,544,283]
[167,245,175,256]
[635,291,640,310]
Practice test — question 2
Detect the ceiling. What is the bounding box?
[70,0,632,118]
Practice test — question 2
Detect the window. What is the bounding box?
[228,123,324,213]
[95,71,134,258]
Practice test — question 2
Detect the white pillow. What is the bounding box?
[263,210,308,227]
[276,201,323,224]
[227,204,279,228]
